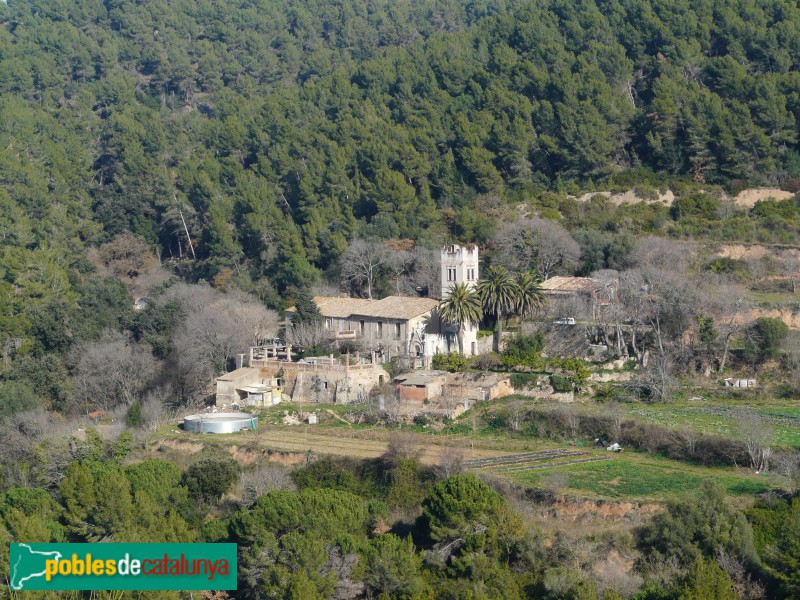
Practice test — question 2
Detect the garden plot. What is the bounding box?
[509,455,772,501]
[623,403,800,447]
[465,449,613,473]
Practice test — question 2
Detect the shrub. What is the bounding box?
[705,257,750,279]
[637,481,757,566]
[678,557,737,600]
[432,352,468,372]
[746,317,789,363]
[125,401,142,428]
[550,374,574,393]
[182,458,240,503]
[593,384,620,403]
[420,474,503,543]
[473,352,501,371]
[501,333,544,368]
[0,381,39,422]
[510,373,538,389]
[546,357,590,385]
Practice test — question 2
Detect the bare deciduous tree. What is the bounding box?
[383,431,422,465]
[616,270,648,358]
[493,217,580,279]
[98,232,159,278]
[773,450,800,494]
[559,405,581,439]
[541,471,569,495]
[69,331,158,413]
[715,548,766,600]
[400,246,441,298]
[677,427,701,457]
[433,447,465,480]
[160,283,279,403]
[706,285,752,372]
[737,411,774,473]
[240,464,295,504]
[140,386,174,431]
[780,251,800,293]
[340,238,388,299]
[508,401,526,432]
[634,237,696,274]
[606,402,624,442]
[386,248,412,294]
[625,352,676,402]
[285,322,331,352]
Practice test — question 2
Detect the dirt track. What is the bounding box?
[250,428,510,464]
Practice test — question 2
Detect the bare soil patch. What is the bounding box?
[733,187,794,207]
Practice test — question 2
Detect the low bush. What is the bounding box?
[510,373,538,389]
[501,333,545,369]
[432,352,469,372]
[550,374,574,393]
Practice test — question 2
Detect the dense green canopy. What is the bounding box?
[2,0,800,296]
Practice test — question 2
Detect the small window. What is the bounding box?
[378,322,383,336]
[447,267,456,282]
[395,323,401,338]
[360,320,365,334]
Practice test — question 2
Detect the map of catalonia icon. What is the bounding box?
[10,544,63,590]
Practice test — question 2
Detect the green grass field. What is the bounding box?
[510,455,772,500]
[619,402,800,448]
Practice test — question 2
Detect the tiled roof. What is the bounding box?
[447,372,511,387]
[217,367,259,381]
[289,295,440,321]
[394,371,447,386]
[312,296,374,319]
[540,276,602,293]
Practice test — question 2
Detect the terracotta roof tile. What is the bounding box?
[540,276,602,293]
[289,295,440,321]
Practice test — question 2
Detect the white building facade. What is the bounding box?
[438,244,480,356]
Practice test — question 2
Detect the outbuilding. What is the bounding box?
[393,371,447,403]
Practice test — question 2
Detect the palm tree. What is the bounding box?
[476,266,518,352]
[516,271,546,320]
[438,282,482,354]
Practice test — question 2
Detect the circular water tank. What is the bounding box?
[183,412,258,434]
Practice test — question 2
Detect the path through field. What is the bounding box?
[253,427,511,464]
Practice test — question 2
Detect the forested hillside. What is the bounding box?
[3,0,800,292]
[5,4,800,597]
[4,0,800,412]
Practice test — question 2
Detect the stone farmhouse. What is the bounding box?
[215,348,387,407]
[540,276,615,320]
[214,244,487,407]
[285,244,482,365]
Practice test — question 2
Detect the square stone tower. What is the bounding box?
[440,243,479,298]
[439,244,480,355]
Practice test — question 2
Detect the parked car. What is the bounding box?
[553,317,576,325]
